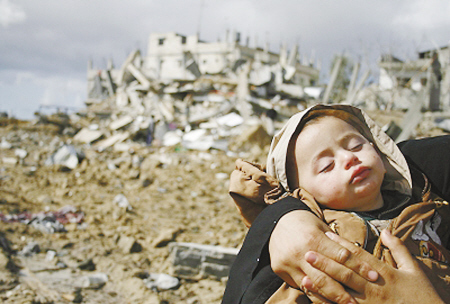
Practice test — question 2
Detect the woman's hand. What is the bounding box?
[302,230,444,304]
[269,210,379,304]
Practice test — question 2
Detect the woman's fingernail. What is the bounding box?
[325,231,336,240]
[305,252,317,264]
[302,276,313,289]
[368,270,378,281]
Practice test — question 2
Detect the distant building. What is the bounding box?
[143,31,319,86]
[86,31,321,108]
[378,45,449,110]
[378,45,449,91]
[378,54,430,91]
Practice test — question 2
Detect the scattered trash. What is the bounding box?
[2,157,17,165]
[143,273,180,291]
[113,194,132,211]
[215,173,229,180]
[14,149,27,159]
[45,250,57,261]
[0,205,84,233]
[78,258,96,271]
[78,273,108,289]
[20,241,40,257]
[0,139,12,149]
[117,236,142,254]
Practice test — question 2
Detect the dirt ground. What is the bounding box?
[0,121,260,304]
[0,110,448,304]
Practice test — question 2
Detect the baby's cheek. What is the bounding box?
[317,184,341,208]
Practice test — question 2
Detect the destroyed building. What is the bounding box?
[143,32,319,86]
[82,31,321,151]
[378,44,450,111]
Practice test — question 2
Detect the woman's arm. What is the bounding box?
[302,230,445,304]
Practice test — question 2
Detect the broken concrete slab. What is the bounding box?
[215,112,244,128]
[162,130,182,147]
[45,145,84,170]
[322,55,343,103]
[395,97,424,143]
[169,242,238,279]
[228,124,271,152]
[94,132,130,151]
[436,119,450,132]
[126,63,151,90]
[143,273,180,291]
[275,83,305,99]
[14,149,27,159]
[73,128,103,144]
[109,116,133,131]
[117,236,142,254]
[152,228,181,248]
[0,139,12,149]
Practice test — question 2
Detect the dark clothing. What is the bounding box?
[222,135,450,304]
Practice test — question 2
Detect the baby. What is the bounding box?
[228,104,450,303]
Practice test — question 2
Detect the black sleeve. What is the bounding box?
[222,196,310,304]
[398,135,450,202]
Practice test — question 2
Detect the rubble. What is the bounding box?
[169,242,239,280]
[45,145,85,170]
[143,273,180,291]
[81,31,323,155]
[0,205,85,234]
[73,128,103,144]
[117,235,143,254]
[78,273,109,289]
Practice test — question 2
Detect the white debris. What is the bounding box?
[109,116,133,131]
[73,128,103,144]
[0,139,12,149]
[215,112,244,128]
[78,273,109,289]
[114,194,132,211]
[143,273,180,291]
[14,149,27,159]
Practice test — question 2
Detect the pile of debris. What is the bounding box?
[79,31,325,155]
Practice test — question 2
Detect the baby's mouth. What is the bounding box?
[350,167,370,184]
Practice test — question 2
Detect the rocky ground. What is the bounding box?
[0,120,262,304]
[0,110,448,304]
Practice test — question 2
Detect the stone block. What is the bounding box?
[169,242,238,279]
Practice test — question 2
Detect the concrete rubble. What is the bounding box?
[170,242,239,280]
[1,31,450,304]
[81,34,450,151]
[82,31,323,155]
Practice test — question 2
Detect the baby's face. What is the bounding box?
[294,116,386,211]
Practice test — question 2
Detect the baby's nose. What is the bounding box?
[343,152,358,169]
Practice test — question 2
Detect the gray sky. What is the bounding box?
[1,0,449,119]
